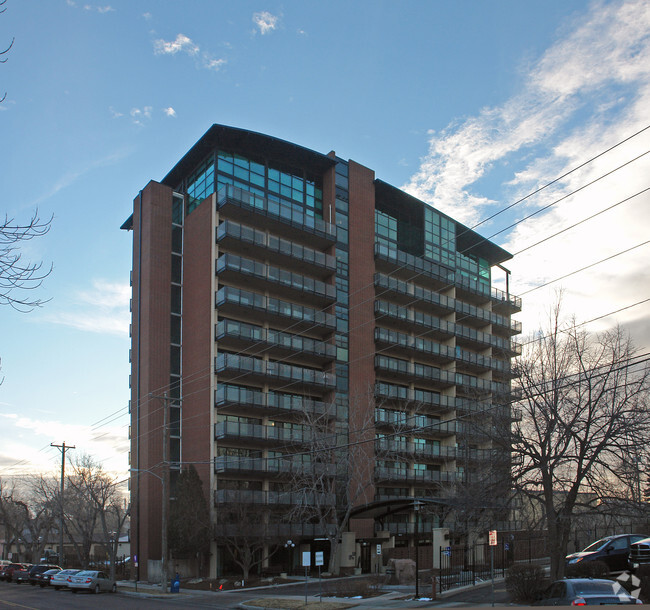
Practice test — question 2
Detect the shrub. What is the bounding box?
[565,560,609,578]
[505,563,547,603]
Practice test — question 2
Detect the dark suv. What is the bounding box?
[566,534,647,573]
[629,537,650,572]
[28,564,61,586]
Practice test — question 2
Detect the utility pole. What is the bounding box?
[51,441,75,567]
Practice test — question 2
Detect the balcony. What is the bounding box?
[374,383,456,413]
[375,300,455,339]
[214,488,335,507]
[217,185,336,248]
[216,253,336,307]
[215,286,336,336]
[375,438,456,461]
[216,318,336,365]
[374,242,521,312]
[217,220,336,280]
[374,410,457,438]
[375,272,521,335]
[374,327,455,364]
[215,383,334,419]
[215,353,335,392]
[214,521,328,539]
[375,355,456,390]
[214,421,312,446]
[374,466,457,484]
[214,455,336,477]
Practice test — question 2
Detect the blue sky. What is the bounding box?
[1,0,649,478]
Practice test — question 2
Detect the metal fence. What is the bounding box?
[438,541,509,593]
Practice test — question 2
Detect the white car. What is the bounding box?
[68,570,116,594]
[50,569,80,590]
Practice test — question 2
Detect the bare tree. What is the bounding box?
[0,477,58,563]
[66,455,128,580]
[287,397,375,575]
[214,499,283,580]
[1,0,15,104]
[1,211,53,312]
[506,302,650,580]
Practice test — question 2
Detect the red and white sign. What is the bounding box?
[488,530,497,546]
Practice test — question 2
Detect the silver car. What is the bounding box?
[68,570,116,594]
[50,568,80,590]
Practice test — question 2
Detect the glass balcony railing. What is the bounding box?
[214,455,336,477]
[214,421,312,444]
[214,488,335,506]
[374,466,457,484]
[217,185,336,242]
[217,220,336,274]
[216,253,336,303]
[375,438,456,460]
[215,352,336,389]
[375,355,456,386]
[215,383,333,417]
[374,409,457,435]
[375,300,521,355]
[216,318,336,360]
[374,242,521,311]
[216,286,336,331]
[374,382,456,410]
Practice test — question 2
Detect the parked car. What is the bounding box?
[13,565,33,584]
[34,568,61,587]
[566,534,647,573]
[68,570,116,594]
[1,563,29,582]
[27,564,61,586]
[628,537,650,572]
[534,578,642,605]
[50,568,80,590]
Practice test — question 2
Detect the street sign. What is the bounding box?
[489,530,497,546]
[302,551,311,567]
[315,551,324,566]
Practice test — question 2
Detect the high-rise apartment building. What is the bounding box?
[122,124,521,579]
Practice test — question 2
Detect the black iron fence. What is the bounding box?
[438,541,508,592]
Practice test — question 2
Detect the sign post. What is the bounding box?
[488,530,497,607]
[302,551,311,606]
[315,551,324,600]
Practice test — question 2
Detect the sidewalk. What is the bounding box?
[118,576,515,607]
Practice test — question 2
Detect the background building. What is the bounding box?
[122,124,521,579]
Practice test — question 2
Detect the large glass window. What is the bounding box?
[215,151,323,219]
[187,157,215,214]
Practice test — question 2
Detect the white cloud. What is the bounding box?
[81,3,113,13]
[152,34,226,73]
[43,279,130,336]
[153,33,199,56]
[203,56,227,71]
[143,12,152,21]
[163,107,176,117]
[405,0,650,346]
[130,105,153,126]
[0,412,129,478]
[253,11,279,35]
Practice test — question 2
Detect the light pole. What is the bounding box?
[130,467,168,593]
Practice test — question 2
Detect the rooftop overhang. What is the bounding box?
[374,179,512,266]
[161,124,336,189]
